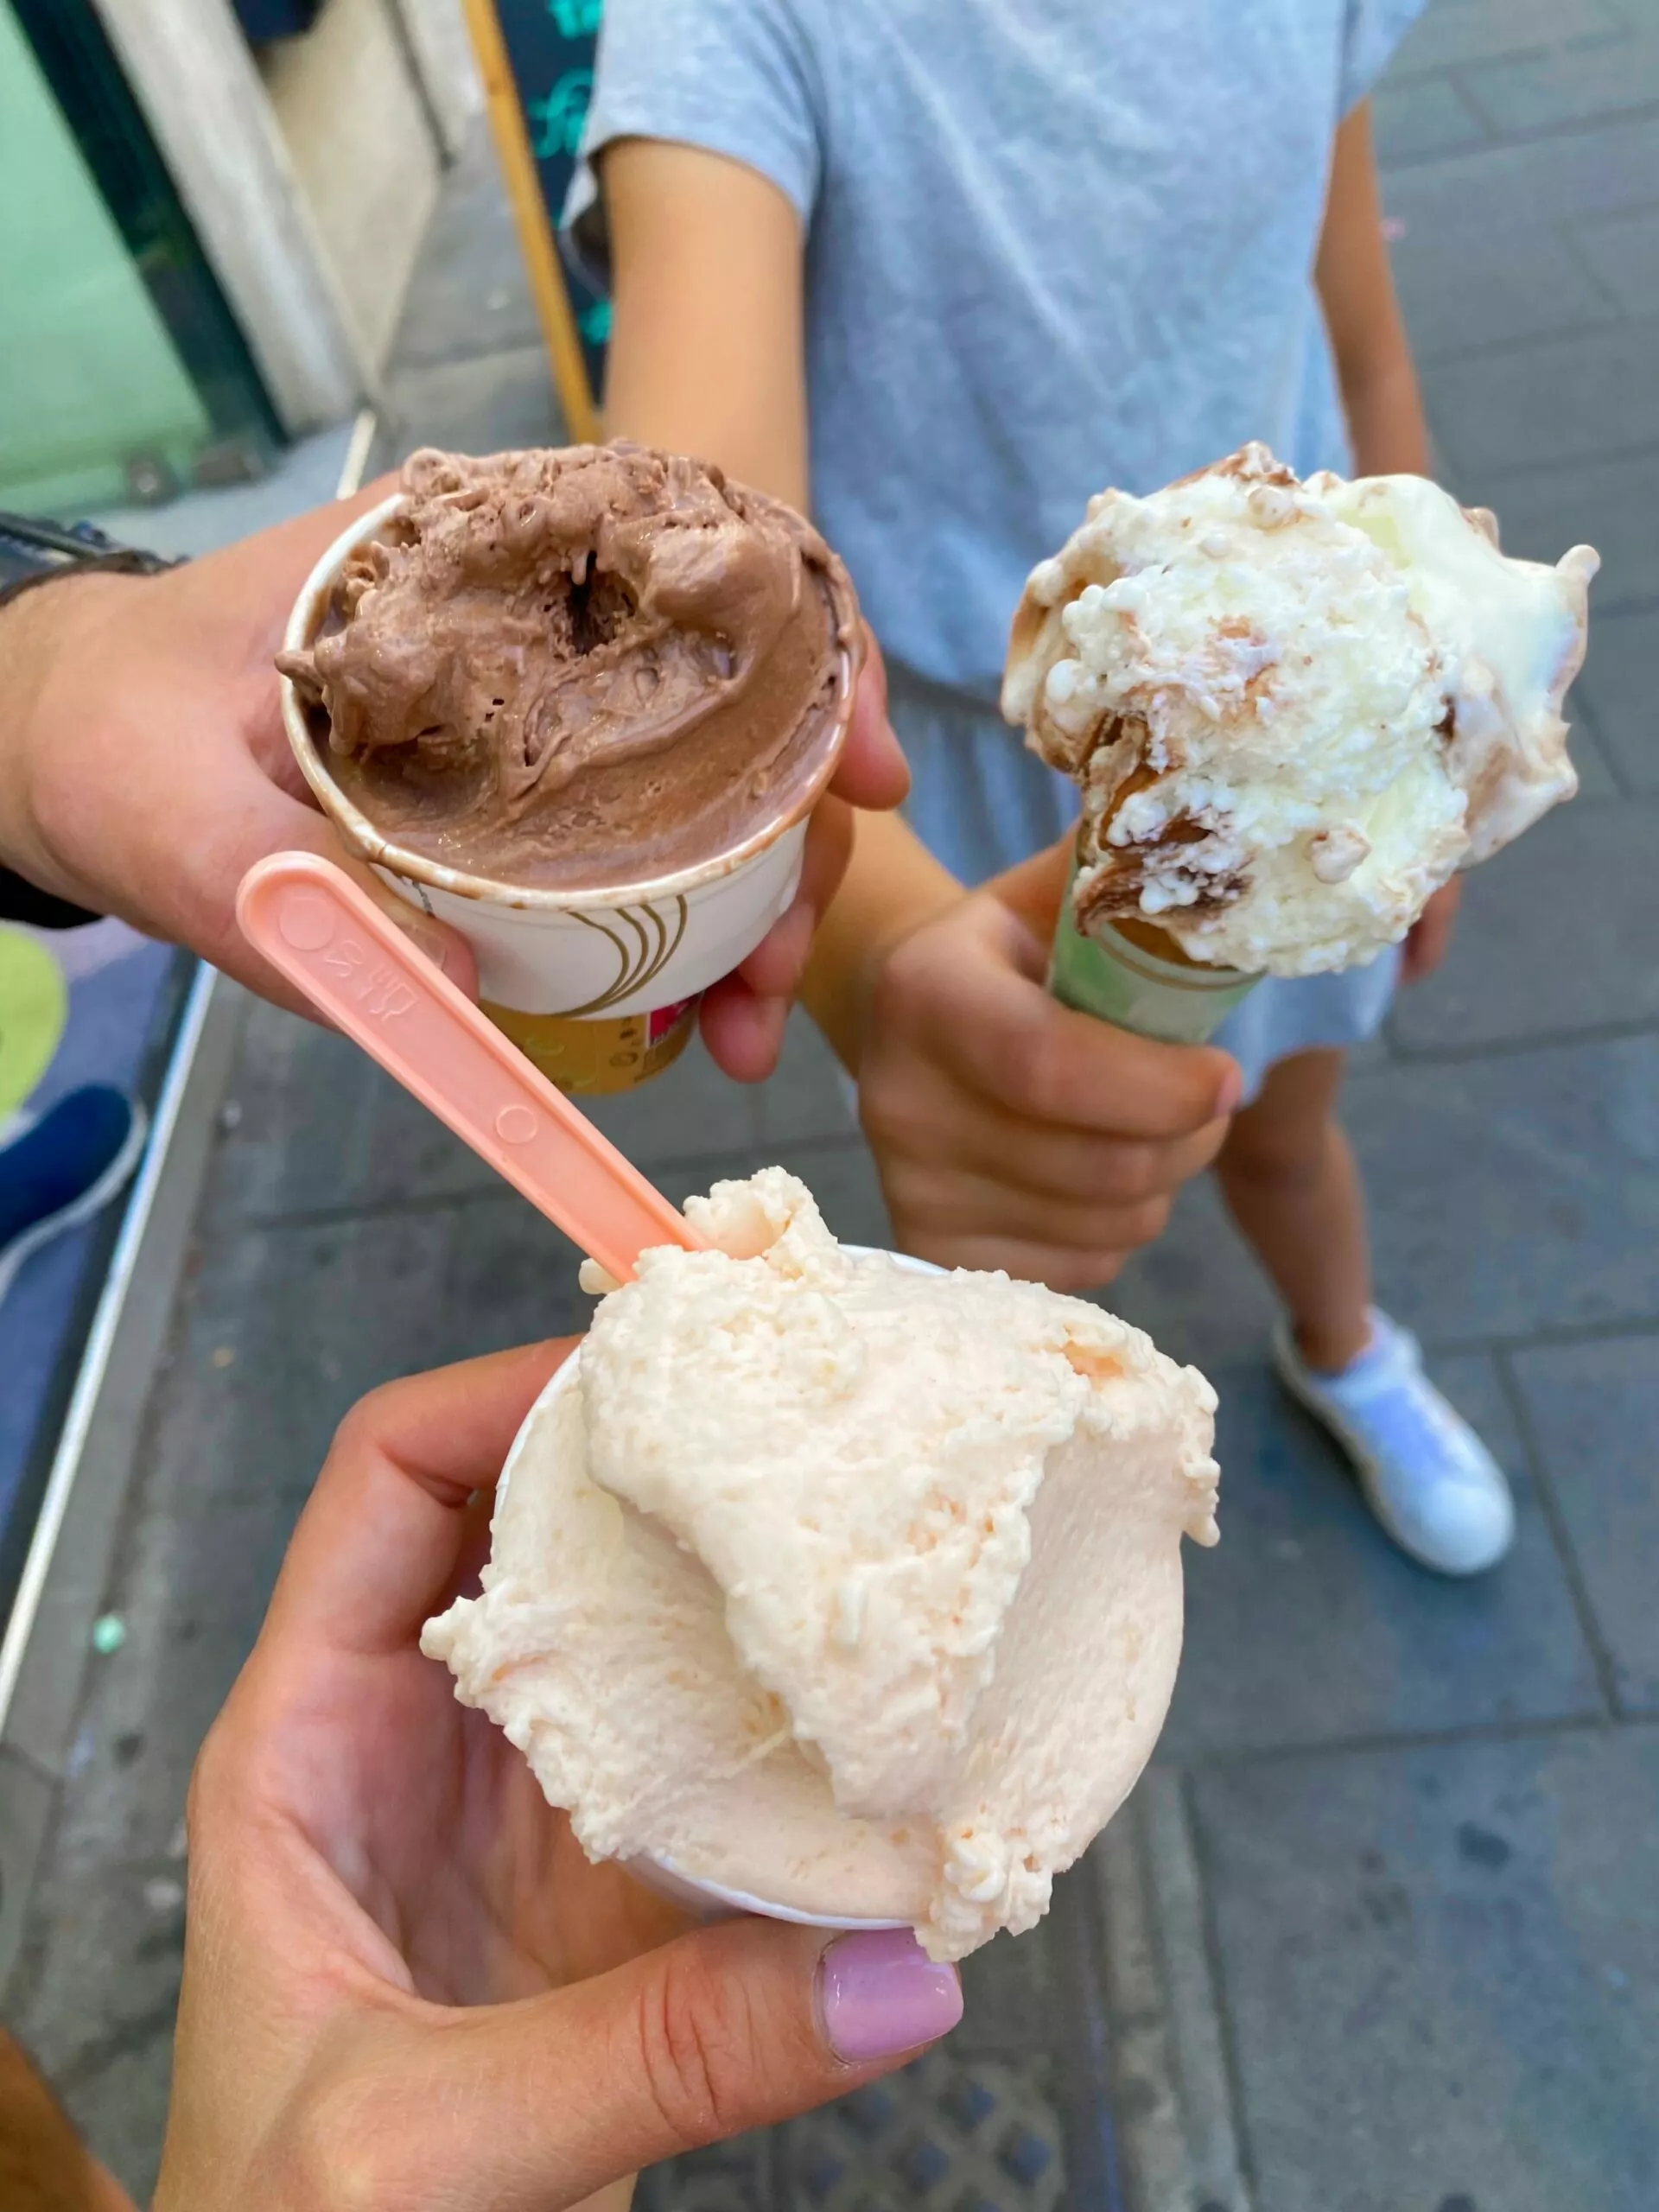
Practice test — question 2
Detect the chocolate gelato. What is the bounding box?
[278,444,859,892]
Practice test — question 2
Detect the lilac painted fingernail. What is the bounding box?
[817,1928,963,2063]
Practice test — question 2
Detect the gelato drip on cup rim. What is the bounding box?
[278,444,861,1091]
[1003,442,1597,1007]
[423,1167,1218,1961]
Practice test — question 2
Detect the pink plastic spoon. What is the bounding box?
[236,853,702,1282]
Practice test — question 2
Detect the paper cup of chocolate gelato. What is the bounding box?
[278,444,861,1094]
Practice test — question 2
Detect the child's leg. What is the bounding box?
[1216,1046,1515,1574]
[1214,1047,1371,1373]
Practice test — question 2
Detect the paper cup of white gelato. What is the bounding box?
[278,447,861,1095]
[492,1245,935,1936]
[423,1169,1219,1960]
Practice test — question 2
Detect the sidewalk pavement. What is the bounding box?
[6,3,1656,2205]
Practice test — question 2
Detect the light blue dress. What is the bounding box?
[569,0,1421,1096]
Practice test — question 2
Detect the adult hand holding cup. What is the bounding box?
[154,1344,963,2212]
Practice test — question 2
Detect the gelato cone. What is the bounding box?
[1003,443,1598,990]
[423,1167,1218,1961]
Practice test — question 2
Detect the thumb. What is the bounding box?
[265,804,479,1007]
[413,1921,962,2210]
[205,789,477,1020]
[986,830,1075,943]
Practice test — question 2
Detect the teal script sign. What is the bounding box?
[493,0,608,397]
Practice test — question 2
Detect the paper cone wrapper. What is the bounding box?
[280,497,856,1094]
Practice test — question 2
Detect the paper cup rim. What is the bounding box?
[280,492,859,912]
[498,1242,940,1930]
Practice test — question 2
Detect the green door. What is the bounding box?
[0,0,278,515]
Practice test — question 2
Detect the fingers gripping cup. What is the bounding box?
[278,446,861,1094]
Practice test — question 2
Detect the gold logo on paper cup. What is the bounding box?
[484,995,698,1096]
[554,898,690,1017]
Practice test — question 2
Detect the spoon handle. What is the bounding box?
[237,852,700,1282]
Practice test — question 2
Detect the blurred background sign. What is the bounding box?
[462,0,606,442]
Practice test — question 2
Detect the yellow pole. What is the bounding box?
[460,0,601,443]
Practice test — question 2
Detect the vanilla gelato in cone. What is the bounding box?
[1003,442,1598,982]
[423,1167,1217,1961]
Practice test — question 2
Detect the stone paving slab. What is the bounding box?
[1105,1031,1659,1367]
[1459,29,1659,134]
[1342,1034,1659,1344]
[1188,1726,1659,2212]
[1464,451,1659,607]
[1509,1332,1659,1714]
[1373,73,1488,166]
[1389,0,1630,78]
[1577,202,1659,315]
[1427,320,1659,480]
[1157,1355,1602,1763]
[1388,798,1659,1050]
[1382,111,1659,238]
[1384,207,1621,364]
[208,999,503,1221]
[1105,1173,1284,1377]
[212,1001,851,1226]
[1575,604,1659,793]
[390,130,543,369]
[387,344,563,462]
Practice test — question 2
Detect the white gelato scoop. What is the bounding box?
[1001,443,1598,977]
[423,1167,1217,1961]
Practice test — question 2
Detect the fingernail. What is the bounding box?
[1214,1059,1243,1116]
[399,918,448,974]
[817,1929,963,2063]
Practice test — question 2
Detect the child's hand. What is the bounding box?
[1400,878,1463,984]
[700,636,910,1079]
[855,841,1242,1292]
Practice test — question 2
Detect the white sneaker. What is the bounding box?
[1271,1309,1516,1576]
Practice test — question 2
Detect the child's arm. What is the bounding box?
[602,136,972,1059]
[602,139,812,508]
[1315,102,1430,479]
[1317,103,1460,975]
[601,139,1238,1288]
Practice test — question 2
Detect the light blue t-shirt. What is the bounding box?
[568,3,1423,1096]
[567,0,1423,708]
